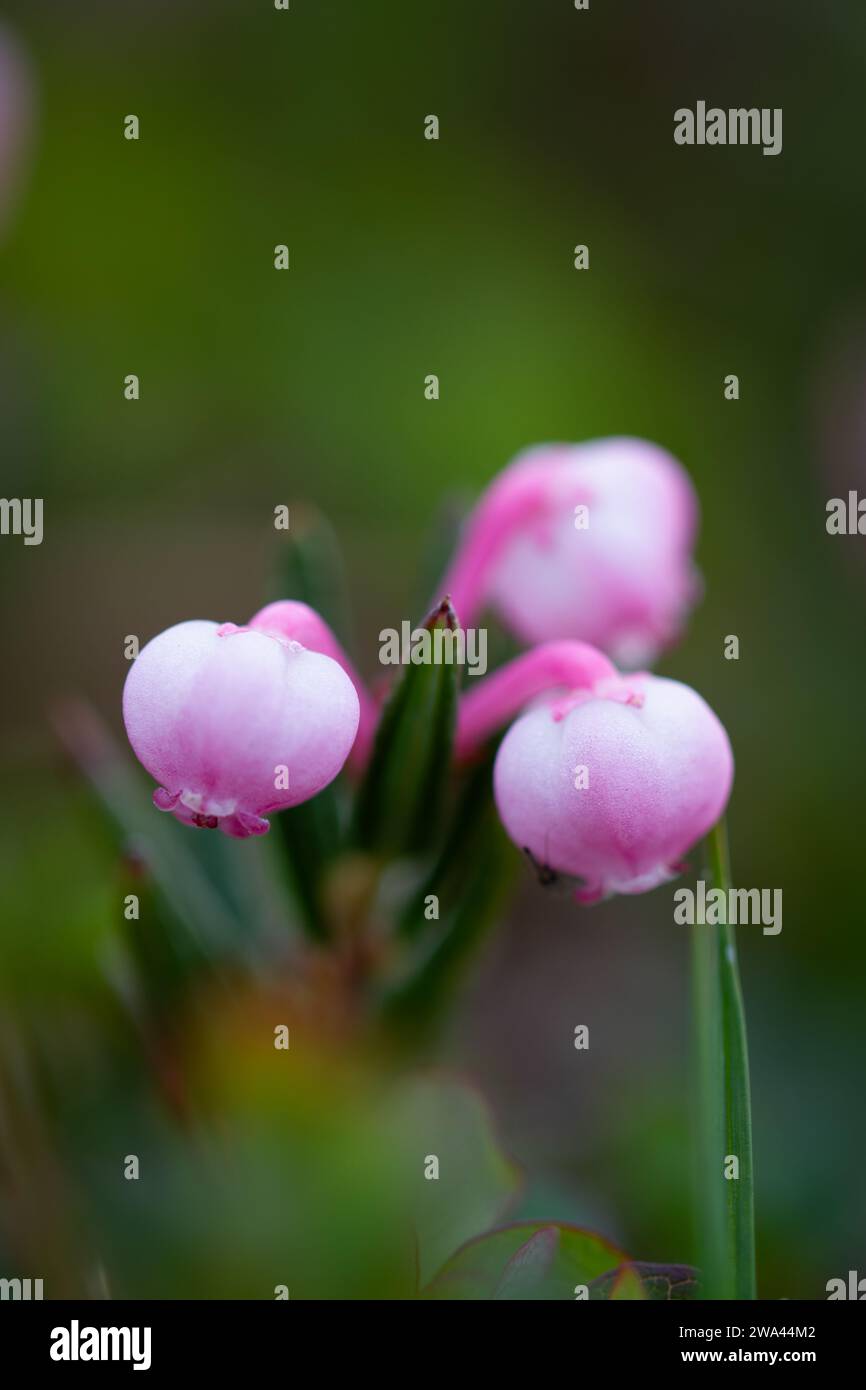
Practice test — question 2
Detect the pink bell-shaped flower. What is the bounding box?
[442,438,700,667]
[491,669,733,902]
[122,617,361,837]
[456,642,732,902]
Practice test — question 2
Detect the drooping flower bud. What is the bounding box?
[122,618,360,837]
[442,438,700,667]
[491,667,733,902]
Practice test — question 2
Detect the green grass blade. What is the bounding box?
[692,817,756,1299]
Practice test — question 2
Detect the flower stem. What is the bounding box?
[692,817,756,1299]
[439,456,563,626]
[455,640,617,759]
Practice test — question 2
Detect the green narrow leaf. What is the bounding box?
[272,778,344,939]
[380,795,516,1047]
[352,599,458,856]
[396,744,500,939]
[692,817,756,1300]
[377,741,514,1045]
[52,699,299,966]
[115,848,209,1023]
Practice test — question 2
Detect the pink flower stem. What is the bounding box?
[455,640,618,760]
[439,461,564,626]
[249,600,377,770]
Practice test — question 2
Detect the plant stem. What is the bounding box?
[691,817,756,1299]
[455,640,617,759]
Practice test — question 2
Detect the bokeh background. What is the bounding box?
[1,0,864,1298]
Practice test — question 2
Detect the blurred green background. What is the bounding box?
[1,0,864,1298]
